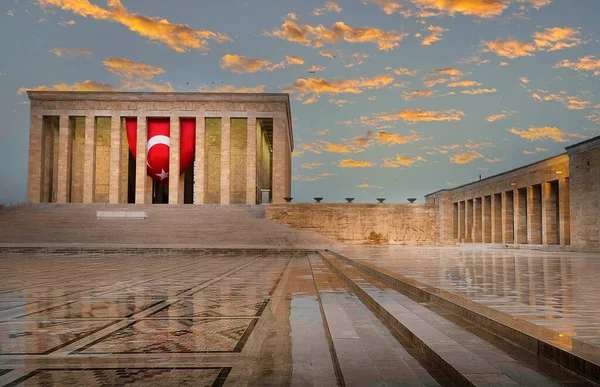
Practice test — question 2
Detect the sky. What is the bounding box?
[1,0,599,204]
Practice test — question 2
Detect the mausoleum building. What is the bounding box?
[26,91,293,205]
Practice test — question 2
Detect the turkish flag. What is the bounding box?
[125,118,196,186]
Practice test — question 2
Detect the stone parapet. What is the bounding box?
[266,203,438,244]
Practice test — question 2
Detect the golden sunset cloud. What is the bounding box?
[267,19,407,51]
[508,126,587,142]
[220,54,296,74]
[530,90,591,110]
[450,151,483,164]
[308,65,327,72]
[532,27,582,52]
[103,57,173,92]
[285,55,304,65]
[460,88,497,94]
[197,85,265,93]
[283,74,395,103]
[357,182,384,189]
[338,159,376,167]
[363,0,401,15]
[393,67,418,76]
[381,155,426,168]
[447,80,481,87]
[486,110,515,122]
[482,38,536,59]
[38,0,230,52]
[49,48,93,57]
[293,173,334,182]
[523,147,548,154]
[372,109,465,123]
[313,1,343,15]
[402,89,435,100]
[18,80,115,94]
[301,162,323,169]
[410,0,507,18]
[554,56,600,75]
[422,25,448,46]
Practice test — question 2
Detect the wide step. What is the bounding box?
[320,251,573,387]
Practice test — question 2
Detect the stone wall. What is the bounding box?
[266,204,439,244]
[567,137,600,251]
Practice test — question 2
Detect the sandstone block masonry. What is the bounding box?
[266,203,439,245]
[426,135,600,252]
[26,91,293,205]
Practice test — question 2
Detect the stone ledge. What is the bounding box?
[96,211,148,219]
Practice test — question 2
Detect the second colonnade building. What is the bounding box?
[26,91,293,205]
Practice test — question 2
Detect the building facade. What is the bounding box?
[26,91,293,205]
[425,136,600,252]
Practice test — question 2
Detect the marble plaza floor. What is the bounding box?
[0,250,458,387]
[337,246,600,363]
[0,248,597,386]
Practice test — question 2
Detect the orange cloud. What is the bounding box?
[554,56,600,76]
[363,0,401,14]
[329,98,355,107]
[267,19,407,51]
[382,155,426,168]
[313,1,343,15]
[285,55,304,65]
[338,159,376,167]
[293,172,334,182]
[450,151,483,164]
[402,89,434,100]
[369,109,465,124]
[425,67,464,77]
[530,90,591,110]
[103,57,173,92]
[465,140,494,150]
[49,48,93,57]
[308,65,326,72]
[283,74,395,103]
[299,140,364,154]
[523,147,548,154]
[354,130,431,146]
[532,27,582,52]
[220,54,296,74]
[457,56,490,65]
[18,80,115,94]
[357,182,383,188]
[301,162,323,169]
[486,110,515,122]
[460,88,497,94]
[410,0,507,18]
[483,27,583,59]
[197,84,265,93]
[422,25,448,46]
[516,0,550,9]
[508,126,587,142]
[38,0,230,52]
[482,38,536,59]
[447,80,481,88]
[393,67,418,76]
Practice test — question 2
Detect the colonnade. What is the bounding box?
[452,179,570,245]
[28,112,291,205]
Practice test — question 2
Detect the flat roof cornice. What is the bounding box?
[27,91,291,103]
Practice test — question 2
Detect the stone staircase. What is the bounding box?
[0,204,337,249]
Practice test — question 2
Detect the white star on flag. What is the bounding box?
[156,169,169,181]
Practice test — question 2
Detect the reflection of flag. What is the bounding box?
[125,118,196,186]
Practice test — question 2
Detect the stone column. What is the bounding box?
[458,201,464,242]
[109,114,121,203]
[56,115,71,203]
[194,116,205,204]
[82,115,96,203]
[527,185,542,244]
[559,177,570,245]
[220,116,231,204]
[272,116,287,204]
[27,114,44,203]
[473,197,482,242]
[491,194,502,243]
[135,115,148,204]
[482,196,492,243]
[168,116,181,204]
[246,116,257,205]
[542,182,558,245]
[502,191,515,244]
[437,191,453,244]
[514,188,528,244]
[465,199,473,242]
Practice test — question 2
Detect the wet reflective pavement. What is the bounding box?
[0,250,448,386]
[337,246,600,362]
[0,249,595,386]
